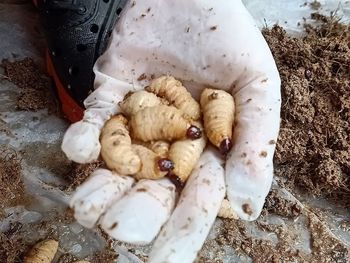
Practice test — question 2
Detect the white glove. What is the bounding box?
[62,0,281,262]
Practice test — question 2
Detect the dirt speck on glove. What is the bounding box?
[1,58,58,113]
[309,0,321,10]
[263,14,350,206]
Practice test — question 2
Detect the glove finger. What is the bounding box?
[62,74,136,163]
[99,178,176,245]
[70,168,134,228]
[224,5,281,220]
[149,148,225,263]
[84,74,138,128]
[61,121,101,163]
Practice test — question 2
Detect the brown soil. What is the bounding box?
[0,147,27,218]
[263,14,350,204]
[1,58,58,113]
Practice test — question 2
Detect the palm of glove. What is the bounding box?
[62,1,281,262]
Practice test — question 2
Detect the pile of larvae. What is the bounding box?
[101,76,234,187]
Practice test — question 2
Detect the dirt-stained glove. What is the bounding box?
[62,0,281,262]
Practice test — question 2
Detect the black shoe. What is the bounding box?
[37,0,128,122]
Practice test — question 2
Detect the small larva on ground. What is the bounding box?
[24,239,59,263]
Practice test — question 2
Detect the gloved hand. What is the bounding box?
[62,0,281,262]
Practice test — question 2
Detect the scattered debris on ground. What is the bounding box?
[0,147,27,218]
[0,222,27,263]
[64,161,104,191]
[263,189,302,218]
[309,213,349,262]
[1,58,58,113]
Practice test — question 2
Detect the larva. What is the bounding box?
[119,90,166,117]
[146,76,201,120]
[148,140,170,158]
[134,140,170,158]
[24,239,58,263]
[129,105,202,142]
[168,122,207,183]
[200,88,235,155]
[132,144,174,180]
[100,114,141,175]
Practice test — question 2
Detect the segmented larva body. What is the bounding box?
[133,140,170,158]
[200,88,235,155]
[132,145,173,180]
[218,199,238,219]
[24,239,58,263]
[168,122,207,182]
[147,140,170,158]
[100,114,141,175]
[130,105,201,142]
[119,90,166,117]
[147,76,201,120]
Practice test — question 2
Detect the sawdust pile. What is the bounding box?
[0,148,27,218]
[264,14,350,204]
[1,58,57,112]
